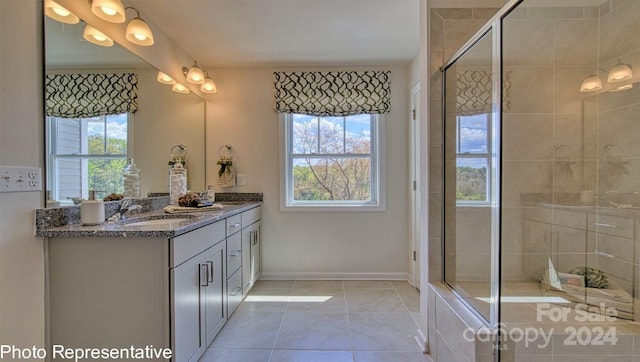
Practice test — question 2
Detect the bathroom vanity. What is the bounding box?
[37,200,261,362]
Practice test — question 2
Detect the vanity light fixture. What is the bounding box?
[201,73,218,94]
[83,24,114,47]
[579,72,603,93]
[607,60,633,83]
[183,62,205,84]
[90,0,126,23]
[172,83,190,94]
[124,7,154,46]
[157,71,176,85]
[45,0,80,24]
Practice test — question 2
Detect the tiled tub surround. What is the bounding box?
[35,193,263,237]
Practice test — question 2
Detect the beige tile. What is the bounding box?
[345,288,406,313]
[599,104,640,158]
[600,0,640,63]
[443,19,487,61]
[287,288,347,313]
[554,19,599,65]
[211,311,283,349]
[429,99,442,146]
[354,351,431,362]
[554,113,598,161]
[199,348,272,362]
[502,114,554,161]
[433,297,478,361]
[349,312,421,351]
[428,191,442,238]
[555,66,597,114]
[504,68,554,114]
[430,10,444,53]
[472,8,500,20]
[503,19,554,67]
[395,284,420,313]
[275,312,351,350]
[526,7,585,19]
[271,350,353,362]
[293,280,343,290]
[343,280,394,289]
[239,288,292,313]
[502,161,553,202]
[433,8,472,20]
[434,331,464,362]
[552,356,633,362]
[252,280,294,290]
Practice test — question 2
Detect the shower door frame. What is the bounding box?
[440,0,524,358]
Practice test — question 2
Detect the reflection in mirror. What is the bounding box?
[44,17,205,206]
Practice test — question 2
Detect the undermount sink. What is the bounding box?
[121,215,195,227]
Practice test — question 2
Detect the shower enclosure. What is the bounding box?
[441,0,640,359]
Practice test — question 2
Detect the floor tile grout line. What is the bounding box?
[267,281,294,361]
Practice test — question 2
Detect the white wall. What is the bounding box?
[0,0,45,355]
[205,65,411,279]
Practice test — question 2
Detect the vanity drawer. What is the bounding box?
[227,268,243,317]
[171,220,225,267]
[226,232,242,275]
[226,214,242,236]
[242,206,261,228]
[588,213,634,239]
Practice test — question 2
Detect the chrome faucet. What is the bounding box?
[107,198,142,222]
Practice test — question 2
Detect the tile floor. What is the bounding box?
[200,280,433,362]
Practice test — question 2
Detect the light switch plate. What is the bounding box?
[236,174,246,186]
[0,166,42,193]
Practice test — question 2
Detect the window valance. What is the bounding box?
[456,69,511,116]
[45,73,138,118]
[273,71,391,117]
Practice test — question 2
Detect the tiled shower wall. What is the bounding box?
[426,1,640,360]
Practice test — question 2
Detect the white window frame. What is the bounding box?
[46,113,132,203]
[279,113,385,212]
[455,113,492,205]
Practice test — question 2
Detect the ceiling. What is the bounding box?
[128,0,420,68]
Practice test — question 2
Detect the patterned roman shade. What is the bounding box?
[45,73,138,118]
[456,69,511,116]
[273,71,391,116]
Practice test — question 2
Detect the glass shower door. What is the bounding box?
[443,28,500,325]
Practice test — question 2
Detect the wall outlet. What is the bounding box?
[0,166,42,193]
[236,174,246,186]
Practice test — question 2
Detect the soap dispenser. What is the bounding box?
[81,190,105,225]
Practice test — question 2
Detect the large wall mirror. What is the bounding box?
[44,16,205,206]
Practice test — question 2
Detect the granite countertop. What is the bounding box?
[36,200,262,238]
[528,203,640,217]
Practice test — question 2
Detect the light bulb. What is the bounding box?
[45,0,79,24]
[172,83,190,94]
[101,6,117,15]
[83,25,113,47]
[157,71,176,85]
[52,7,70,16]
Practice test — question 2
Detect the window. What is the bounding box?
[282,113,383,210]
[47,113,130,203]
[456,113,491,203]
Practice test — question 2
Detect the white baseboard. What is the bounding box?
[259,272,409,281]
[415,327,428,354]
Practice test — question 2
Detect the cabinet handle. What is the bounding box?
[230,223,241,228]
[200,263,209,287]
[206,261,214,282]
[229,287,242,296]
[595,223,616,228]
[230,250,241,257]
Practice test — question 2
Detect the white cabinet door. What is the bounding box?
[171,252,206,362]
[204,243,226,345]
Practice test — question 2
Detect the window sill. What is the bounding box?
[280,203,385,212]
